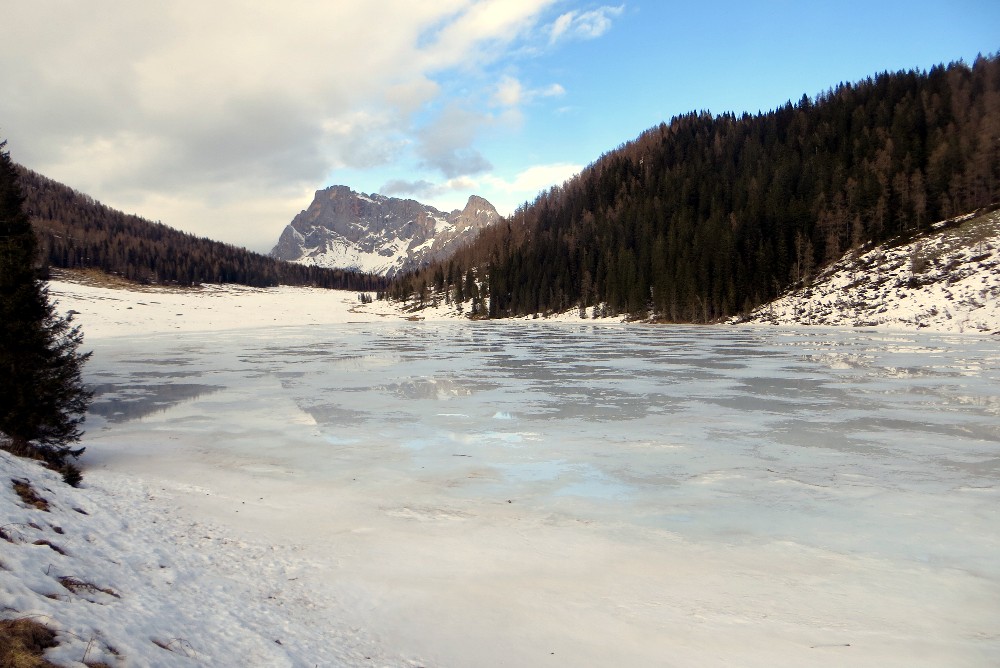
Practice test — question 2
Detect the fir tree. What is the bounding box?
[0,140,92,485]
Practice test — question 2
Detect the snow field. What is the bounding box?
[48,280,423,339]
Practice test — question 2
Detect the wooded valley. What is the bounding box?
[389,56,999,322]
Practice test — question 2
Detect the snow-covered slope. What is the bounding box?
[733,209,1000,334]
[270,186,499,277]
[0,449,408,666]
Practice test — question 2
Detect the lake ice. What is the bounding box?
[80,323,1000,666]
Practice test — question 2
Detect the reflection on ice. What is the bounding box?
[88,383,224,423]
[385,378,476,400]
[86,321,999,535]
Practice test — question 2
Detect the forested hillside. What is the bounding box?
[388,55,999,321]
[16,167,385,290]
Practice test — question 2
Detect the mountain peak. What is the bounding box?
[270,186,499,277]
[462,194,491,210]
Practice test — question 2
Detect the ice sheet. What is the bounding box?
[77,323,1000,666]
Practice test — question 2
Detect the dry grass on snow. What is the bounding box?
[0,617,60,668]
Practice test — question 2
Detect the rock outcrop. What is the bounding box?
[271,186,500,276]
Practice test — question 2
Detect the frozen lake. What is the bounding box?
[81,323,1000,666]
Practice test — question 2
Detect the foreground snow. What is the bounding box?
[0,450,411,666]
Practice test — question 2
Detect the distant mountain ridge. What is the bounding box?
[15,166,384,291]
[270,186,500,277]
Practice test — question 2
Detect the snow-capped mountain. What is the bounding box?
[270,186,500,276]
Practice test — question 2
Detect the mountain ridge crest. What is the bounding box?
[270,186,500,277]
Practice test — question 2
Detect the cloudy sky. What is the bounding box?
[3,1,998,252]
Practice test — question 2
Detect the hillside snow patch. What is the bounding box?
[735,210,1000,334]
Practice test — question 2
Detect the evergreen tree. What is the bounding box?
[0,140,92,484]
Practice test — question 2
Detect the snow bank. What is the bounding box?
[0,449,414,666]
[0,451,410,667]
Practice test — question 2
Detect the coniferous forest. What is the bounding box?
[388,56,1000,321]
[16,166,386,291]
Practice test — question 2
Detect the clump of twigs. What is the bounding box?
[57,576,120,599]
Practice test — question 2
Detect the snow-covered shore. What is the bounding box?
[2,280,440,665]
[1,448,408,666]
[3,229,997,666]
[45,205,1000,339]
[47,277,427,339]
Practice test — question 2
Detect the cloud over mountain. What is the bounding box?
[1,1,601,251]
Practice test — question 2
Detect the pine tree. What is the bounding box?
[0,140,92,484]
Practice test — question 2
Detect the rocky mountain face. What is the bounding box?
[270,186,500,277]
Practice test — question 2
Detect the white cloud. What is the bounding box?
[0,0,564,250]
[421,0,560,70]
[382,162,582,218]
[381,179,440,198]
[491,76,566,108]
[381,176,479,202]
[484,162,583,195]
[549,4,625,43]
[541,83,567,97]
[415,104,494,178]
[493,76,526,107]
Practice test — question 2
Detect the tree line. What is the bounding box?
[16,166,387,291]
[388,55,1000,321]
